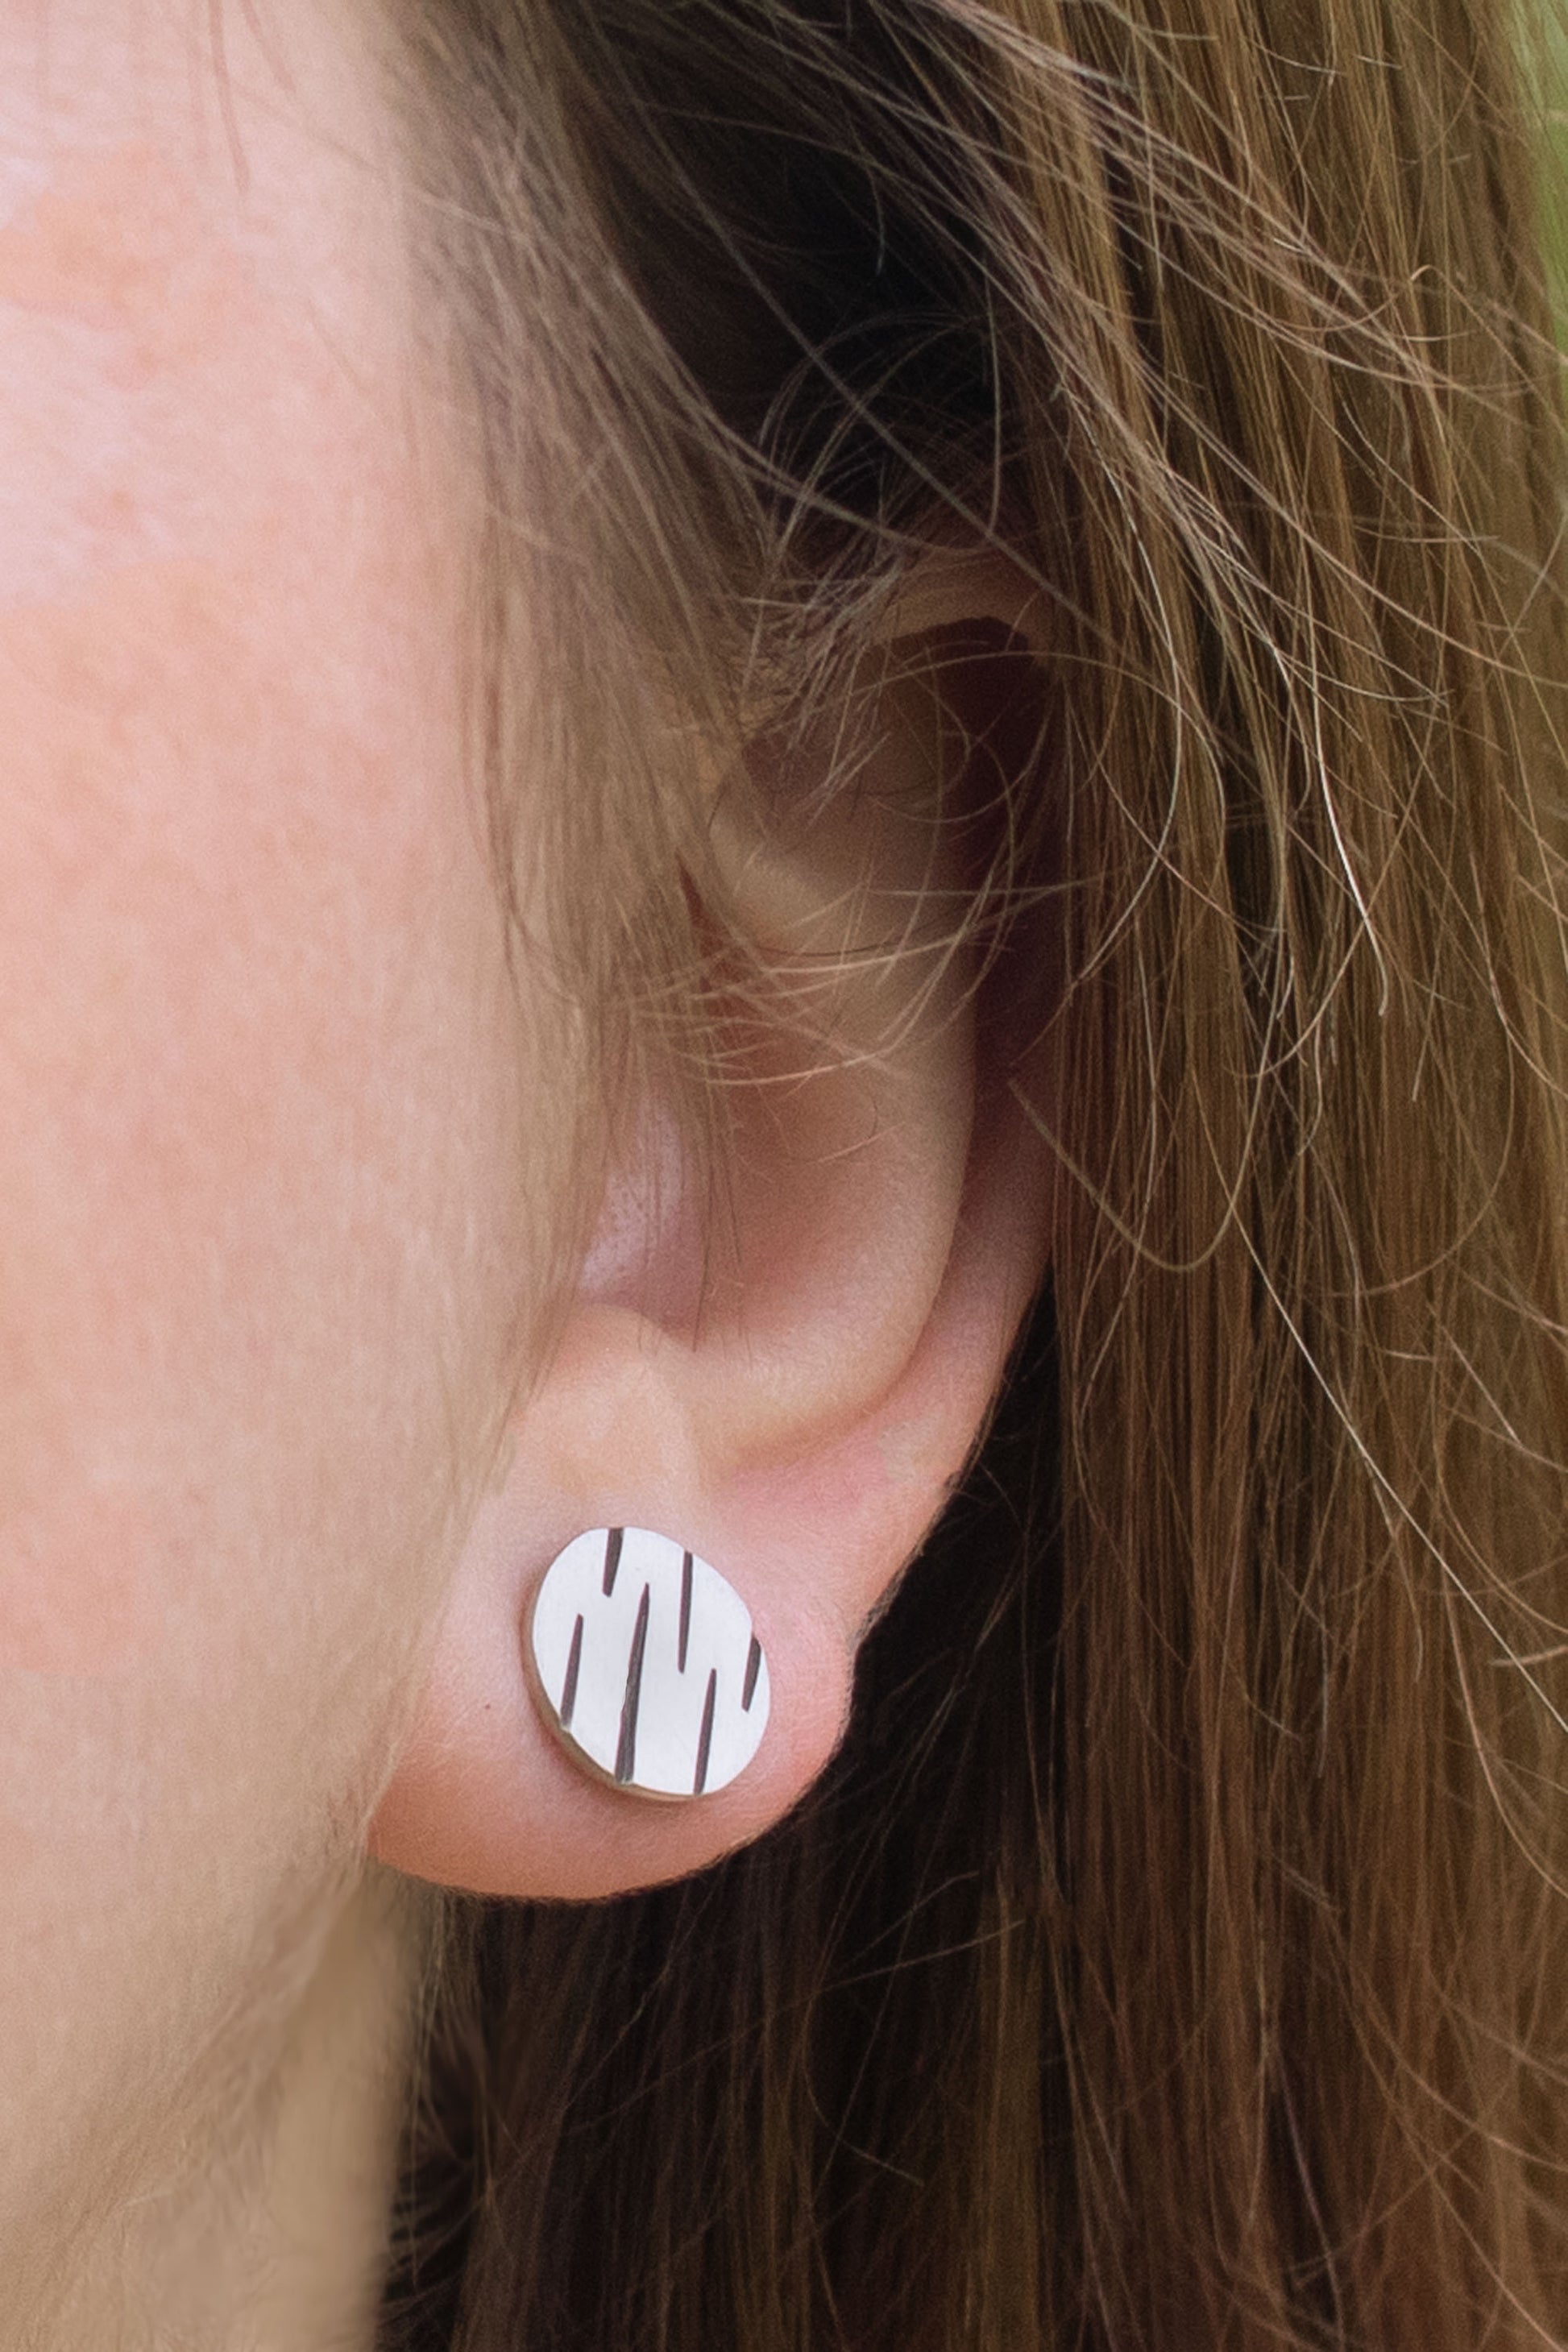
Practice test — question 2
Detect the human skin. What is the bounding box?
[0,4,1055,2337]
[0,1,542,2335]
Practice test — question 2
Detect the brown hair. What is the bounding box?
[378,1,1568,2344]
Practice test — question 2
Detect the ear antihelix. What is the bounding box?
[528,1528,771,1801]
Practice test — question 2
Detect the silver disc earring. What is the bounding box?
[529,1528,771,1800]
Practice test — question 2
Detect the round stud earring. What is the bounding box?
[528,1528,771,1800]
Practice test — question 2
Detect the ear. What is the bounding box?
[369,605,1056,1898]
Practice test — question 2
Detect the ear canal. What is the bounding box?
[528,1528,771,1801]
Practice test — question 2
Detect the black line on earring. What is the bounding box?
[678,1552,693,1672]
[615,1584,651,1785]
[694,1669,718,1795]
[742,1636,762,1712]
[603,1526,624,1597]
[560,1614,584,1729]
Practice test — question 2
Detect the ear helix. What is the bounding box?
[528,1529,771,1801]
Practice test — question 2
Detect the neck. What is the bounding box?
[24,1870,421,2352]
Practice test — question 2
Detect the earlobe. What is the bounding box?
[367,1107,1048,1899]
[367,627,1056,1901]
[363,1338,855,1898]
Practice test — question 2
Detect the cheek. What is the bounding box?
[0,1491,167,1678]
[0,48,554,2231]
[0,249,511,1683]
